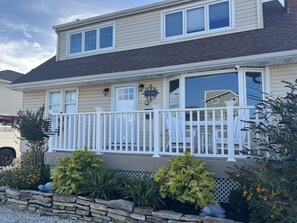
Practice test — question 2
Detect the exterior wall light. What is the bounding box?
[138,83,144,92]
[103,88,109,96]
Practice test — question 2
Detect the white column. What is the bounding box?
[95,107,103,154]
[225,101,236,162]
[153,107,160,158]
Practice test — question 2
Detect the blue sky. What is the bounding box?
[0,0,161,74]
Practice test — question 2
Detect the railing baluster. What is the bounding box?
[73,115,77,150]
[137,113,140,152]
[220,109,224,155]
[205,111,209,155]
[92,114,96,150]
[125,113,128,151]
[108,113,112,151]
[190,111,193,154]
[82,115,86,149]
[87,114,91,149]
[212,110,216,155]
[143,113,146,152]
[197,111,201,155]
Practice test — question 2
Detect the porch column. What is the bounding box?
[153,107,160,158]
[225,101,236,162]
[95,107,103,154]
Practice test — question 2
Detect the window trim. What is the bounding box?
[46,88,79,116]
[161,0,234,41]
[66,22,116,58]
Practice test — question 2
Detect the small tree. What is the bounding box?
[230,80,297,222]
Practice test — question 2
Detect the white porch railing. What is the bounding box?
[48,103,259,161]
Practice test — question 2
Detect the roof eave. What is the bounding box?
[9,49,297,91]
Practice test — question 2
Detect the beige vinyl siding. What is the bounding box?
[57,0,260,61]
[270,64,297,97]
[23,91,46,111]
[138,79,164,110]
[78,84,111,112]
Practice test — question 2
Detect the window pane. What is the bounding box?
[185,72,238,109]
[187,7,205,33]
[246,72,262,106]
[50,105,61,114]
[85,30,97,51]
[209,1,230,30]
[169,79,179,108]
[65,91,77,104]
[65,105,77,113]
[100,26,113,49]
[165,11,183,37]
[70,33,82,53]
[50,92,61,105]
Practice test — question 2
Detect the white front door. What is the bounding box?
[113,85,136,144]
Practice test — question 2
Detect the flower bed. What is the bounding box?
[0,188,240,223]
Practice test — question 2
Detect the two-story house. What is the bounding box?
[10,0,297,202]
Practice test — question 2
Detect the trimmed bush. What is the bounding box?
[154,152,216,209]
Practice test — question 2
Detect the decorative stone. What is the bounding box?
[53,209,66,214]
[6,188,21,198]
[17,204,28,210]
[65,206,76,211]
[53,205,65,210]
[76,208,90,216]
[77,203,90,211]
[32,194,52,203]
[108,212,127,222]
[134,207,154,216]
[77,198,91,206]
[152,210,182,220]
[95,198,109,205]
[20,192,33,200]
[78,196,94,201]
[0,186,10,192]
[108,208,130,217]
[53,201,77,207]
[29,199,52,207]
[146,216,166,223]
[90,202,108,211]
[108,199,134,212]
[130,213,146,220]
[53,195,77,203]
[203,216,240,223]
[125,217,138,223]
[91,208,107,216]
[28,206,37,212]
[22,190,53,197]
[180,214,204,222]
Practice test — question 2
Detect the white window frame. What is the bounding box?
[166,68,268,109]
[67,22,116,57]
[111,83,138,111]
[46,88,79,116]
[161,0,234,41]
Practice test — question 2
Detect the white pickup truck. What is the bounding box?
[0,123,20,166]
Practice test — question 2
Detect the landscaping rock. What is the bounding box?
[76,208,90,216]
[126,217,138,223]
[95,198,109,205]
[53,195,77,203]
[77,198,91,206]
[6,188,21,199]
[180,214,204,222]
[203,216,241,223]
[20,192,33,200]
[90,202,108,211]
[134,207,154,216]
[76,204,90,211]
[53,201,77,207]
[0,186,10,192]
[146,216,166,223]
[108,208,130,217]
[108,212,127,222]
[108,199,134,212]
[130,213,146,221]
[152,210,183,220]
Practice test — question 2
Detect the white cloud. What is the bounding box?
[0,39,55,74]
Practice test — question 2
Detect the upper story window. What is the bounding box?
[68,24,114,56]
[163,0,232,40]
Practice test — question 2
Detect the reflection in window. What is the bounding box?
[187,7,205,34]
[169,79,180,108]
[246,72,262,106]
[85,30,97,51]
[100,26,113,49]
[165,11,183,37]
[209,1,230,30]
[70,33,82,54]
[64,91,77,113]
[185,72,238,109]
[49,92,61,113]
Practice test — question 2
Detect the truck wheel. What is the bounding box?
[0,148,16,166]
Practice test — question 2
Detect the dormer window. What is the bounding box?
[163,0,232,40]
[68,24,115,56]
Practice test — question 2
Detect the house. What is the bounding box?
[0,70,23,165]
[204,90,239,108]
[9,0,297,202]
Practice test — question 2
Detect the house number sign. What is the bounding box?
[143,84,159,102]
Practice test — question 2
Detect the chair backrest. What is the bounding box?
[166,117,184,141]
[233,116,247,142]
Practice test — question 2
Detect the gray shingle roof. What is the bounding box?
[12,1,297,85]
[0,70,24,82]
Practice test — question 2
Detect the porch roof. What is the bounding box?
[11,1,297,87]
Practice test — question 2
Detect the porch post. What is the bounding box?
[153,108,160,158]
[225,101,236,162]
[95,107,103,154]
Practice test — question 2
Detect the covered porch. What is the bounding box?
[48,102,259,161]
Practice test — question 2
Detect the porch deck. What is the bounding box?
[48,103,259,161]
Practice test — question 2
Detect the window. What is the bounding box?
[69,24,114,55]
[169,79,180,108]
[163,0,231,39]
[48,89,78,114]
[209,1,230,30]
[212,98,219,104]
[245,72,263,106]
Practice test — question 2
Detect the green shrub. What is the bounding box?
[51,148,103,195]
[122,175,163,208]
[230,80,297,222]
[154,152,216,209]
[79,169,120,200]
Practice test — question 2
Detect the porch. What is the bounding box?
[48,102,259,161]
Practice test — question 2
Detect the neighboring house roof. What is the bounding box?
[11,1,297,86]
[204,90,238,103]
[0,70,24,82]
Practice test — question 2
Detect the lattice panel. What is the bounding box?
[116,170,239,203]
[214,178,240,203]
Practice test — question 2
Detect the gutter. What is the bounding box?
[9,49,297,91]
